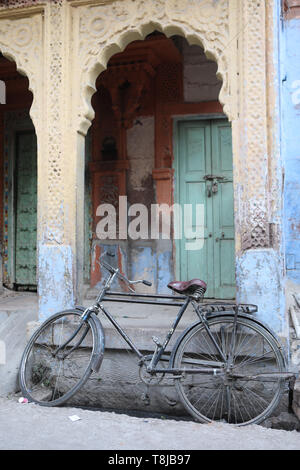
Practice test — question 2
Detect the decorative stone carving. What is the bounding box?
[99,61,155,130]
[0,13,42,130]
[239,0,270,250]
[156,63,182,103]
[74,0,232,134]
[44,0,65,244]
[0,1,43,9]
[98,175,119,207]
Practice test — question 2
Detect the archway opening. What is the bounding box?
[84,32,235,299]
[0,53,37,291]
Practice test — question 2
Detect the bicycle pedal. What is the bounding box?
[152,336,162,347]
[141,393,150,405]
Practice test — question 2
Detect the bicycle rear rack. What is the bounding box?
[202,303,258,314]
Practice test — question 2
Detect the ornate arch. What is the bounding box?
[72,0,235,135]
[0,11,43,131]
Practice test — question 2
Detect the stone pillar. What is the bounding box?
[38,1,84,320]
[235,0,285,334]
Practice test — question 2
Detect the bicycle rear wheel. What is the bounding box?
[173,315,286,426]
[19,310,97,406]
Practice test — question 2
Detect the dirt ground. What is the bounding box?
[0,397,299,450]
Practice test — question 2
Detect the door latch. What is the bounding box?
[204,175,226,196]
[216,233,225,242]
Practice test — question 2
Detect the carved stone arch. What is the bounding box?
[73,0,235,135]
[0,12,43,132]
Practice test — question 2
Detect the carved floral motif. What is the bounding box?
[0,15,42,128]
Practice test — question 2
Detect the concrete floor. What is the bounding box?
[0,397,299,450]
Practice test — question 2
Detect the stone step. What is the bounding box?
[292,378,300,421]
[0,305,38,396]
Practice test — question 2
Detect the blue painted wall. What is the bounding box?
[281,17,300,283]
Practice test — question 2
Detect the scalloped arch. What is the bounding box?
[0,49,38,129]
[78,15,232,135]
[0,13,42,133]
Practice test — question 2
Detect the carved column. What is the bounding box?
[235,0,284,332]
[238,0,270,252]
[38,1,83,319]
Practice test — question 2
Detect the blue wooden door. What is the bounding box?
[15,131,37,287]
[175,119,235,299]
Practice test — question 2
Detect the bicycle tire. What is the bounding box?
[19,310,98,406]
[172,315,286,426]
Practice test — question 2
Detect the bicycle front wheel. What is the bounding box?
[19,310,97,406]
[173,316,286,426]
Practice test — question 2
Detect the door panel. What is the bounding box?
[15,131,37,286]
[175,119,235,299]
[211,121,235,298]
[177,120,214,298]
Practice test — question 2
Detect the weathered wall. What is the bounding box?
[126,117,159,292]
[280,10,300,365]
[181,38,221,103]
[281,18,300,285]
[0,1,286,338]
[127,116,155,209]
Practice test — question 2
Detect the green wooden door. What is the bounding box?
[175,119,235,299]
[15,131,37,287]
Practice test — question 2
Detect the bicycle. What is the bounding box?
[19,250,293,426]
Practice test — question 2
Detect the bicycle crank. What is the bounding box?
[139,360,166,385]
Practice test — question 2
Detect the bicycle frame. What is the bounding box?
[80,267,227,377]
[75,256,294,383]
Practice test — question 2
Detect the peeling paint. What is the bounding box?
[38,244,74,321]
[236,249,285,334]
[282,18,300,287]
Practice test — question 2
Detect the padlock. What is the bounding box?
[212,179,218,193]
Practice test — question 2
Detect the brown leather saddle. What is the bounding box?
[167,279,207,296]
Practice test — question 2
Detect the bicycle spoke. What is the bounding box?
[231,388,250,423]
[242,383,270,408]
[20,311,96,405]
[210,384,224,421]
[235,349,275,369]
[232,332,254,363]
[174,316,285,425]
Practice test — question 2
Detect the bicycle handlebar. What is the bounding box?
[98,251,152,288]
